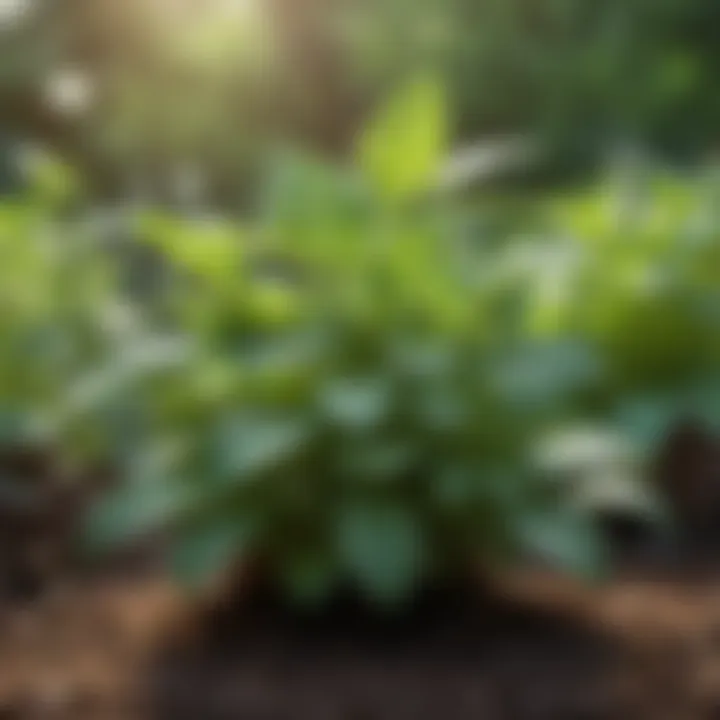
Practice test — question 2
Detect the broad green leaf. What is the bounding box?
[170,517,255,590]
[493,340,601,408]
[215,416,311,481]
[337,502,425,605]
[59,334,194,422]
[84,435,195,550]
[614,395,681,451]
[85,475,186,550]
[319,376,391,430]
[358,76,448,201]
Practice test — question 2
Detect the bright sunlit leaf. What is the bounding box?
[358,75,449,201]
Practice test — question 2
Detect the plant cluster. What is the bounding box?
[2,79,719,607]
[75,80,601,605]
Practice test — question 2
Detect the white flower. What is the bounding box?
[0,0,32,29]
[534,425,640,476]
[572,471,662,517]
[437,136,540,192]
[44,67,94,116]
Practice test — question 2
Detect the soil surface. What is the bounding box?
[154,575,630,720]
[7,567,720,720]
[3,423,720,719]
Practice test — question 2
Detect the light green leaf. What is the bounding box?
[141,215,242,281]
[358,76,448,201]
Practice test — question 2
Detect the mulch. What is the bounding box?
[3,423,720,719]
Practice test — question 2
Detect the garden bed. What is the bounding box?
[3,446,720,720]
[5,558,720,719]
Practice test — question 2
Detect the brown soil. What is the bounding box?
[3,424,720,720]
[6,566,720,719]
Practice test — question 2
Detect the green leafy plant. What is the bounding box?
[82,79,609,607]
[542,169,720,410]
[10,87,714,609]
[0,166,111,450]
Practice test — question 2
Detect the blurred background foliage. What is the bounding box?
[1,0,719,202]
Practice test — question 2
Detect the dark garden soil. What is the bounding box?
[3,423,720,719]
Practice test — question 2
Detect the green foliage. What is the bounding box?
[3,80,718,609]
[76,82,617,607]
[0,177,109,447]
[544,170,720,394]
